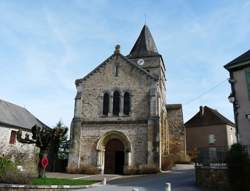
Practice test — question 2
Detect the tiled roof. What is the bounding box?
[0,99,48,130]
[185,106,234,128]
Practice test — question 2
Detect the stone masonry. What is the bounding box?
[68,25,184,174]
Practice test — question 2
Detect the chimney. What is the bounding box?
[200,106,204,116]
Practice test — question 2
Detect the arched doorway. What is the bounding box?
[96,131,132,174]
[104,139,124,174]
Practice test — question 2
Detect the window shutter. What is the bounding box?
[9,130,17,144]
[245,69,250,100]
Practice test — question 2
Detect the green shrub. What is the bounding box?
[0,156,32,184]
[226,143,250,191]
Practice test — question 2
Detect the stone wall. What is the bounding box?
[195,166,229,190]
[79,123,148,166]
[78,55,154,121]
[166,104,185,154]
[0,126,36,173]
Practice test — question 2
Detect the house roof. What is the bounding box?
[127,25,160,58]
[0,99,49,130]
[185,106,235,128]
[76,52,158,85]
[224,49,250,71]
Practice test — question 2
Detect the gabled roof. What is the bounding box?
[185,106,234,128]
[224,49,250,71]
[0,99,49,130]
[127,25,160,58]
[76,52,158,85]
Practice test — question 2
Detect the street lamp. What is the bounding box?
[228,94,235,103]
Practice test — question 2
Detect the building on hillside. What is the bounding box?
[224,50,250,147]
[68,25,184,174]
[0,98,48,171]
[185,106,236,160]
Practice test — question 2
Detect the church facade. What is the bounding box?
[68,25,183,174]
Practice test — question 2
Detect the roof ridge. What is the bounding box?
[76,53,158,85]
[0,99,26,110]
[225,49,250,70]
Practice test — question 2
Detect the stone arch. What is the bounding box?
[96,131,132,152]
[96,131,132,174]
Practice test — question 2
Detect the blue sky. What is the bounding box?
[0,0,250,127]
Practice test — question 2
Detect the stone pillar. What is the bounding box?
[119,93,124,116]
[127,152,132,166]
[108,92,113,117]
[147,119,154,165]
[97,150,102,166]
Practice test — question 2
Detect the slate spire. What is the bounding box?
[128,25,160,58]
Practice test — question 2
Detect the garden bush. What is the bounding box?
[0,156,32,184]
[226,143,250,191]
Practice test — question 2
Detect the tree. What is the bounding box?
[17,125,68,178]
[48,121,69,171]
[226,143,250,191]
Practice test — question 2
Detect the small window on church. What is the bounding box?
[113,91,120,116]
[103,93,109,115]
[115,63,119,77]
[124,92,130,115]
[9,130,17,144]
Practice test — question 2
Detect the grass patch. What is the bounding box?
[32,177,98,185]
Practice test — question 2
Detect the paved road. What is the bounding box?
[78,165,203,191]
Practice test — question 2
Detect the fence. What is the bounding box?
[195,147,227,166]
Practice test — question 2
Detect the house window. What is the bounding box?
[103,92,109,115]
[245,68,250,100]
[113,91,120,116]
[123,92,130,115]
[208,134,216,144]
[9,130,17,144]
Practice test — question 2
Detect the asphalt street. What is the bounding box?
[78,164,203,191]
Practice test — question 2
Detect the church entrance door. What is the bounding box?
[104,139,125,174]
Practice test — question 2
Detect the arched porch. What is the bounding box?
[96,131,132,174]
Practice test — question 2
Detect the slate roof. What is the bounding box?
[185,106,235,128]
[0,99,48,130]
[128,25,160,58]
[224,49,250,71]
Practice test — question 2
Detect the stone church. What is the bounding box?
[68,25,184,174]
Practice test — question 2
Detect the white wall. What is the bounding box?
[0,126,36,165]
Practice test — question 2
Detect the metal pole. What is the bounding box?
[165,182,171,191]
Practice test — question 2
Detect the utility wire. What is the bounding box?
[183,78,228,106]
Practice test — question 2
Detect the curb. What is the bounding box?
[0,182,103,190]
